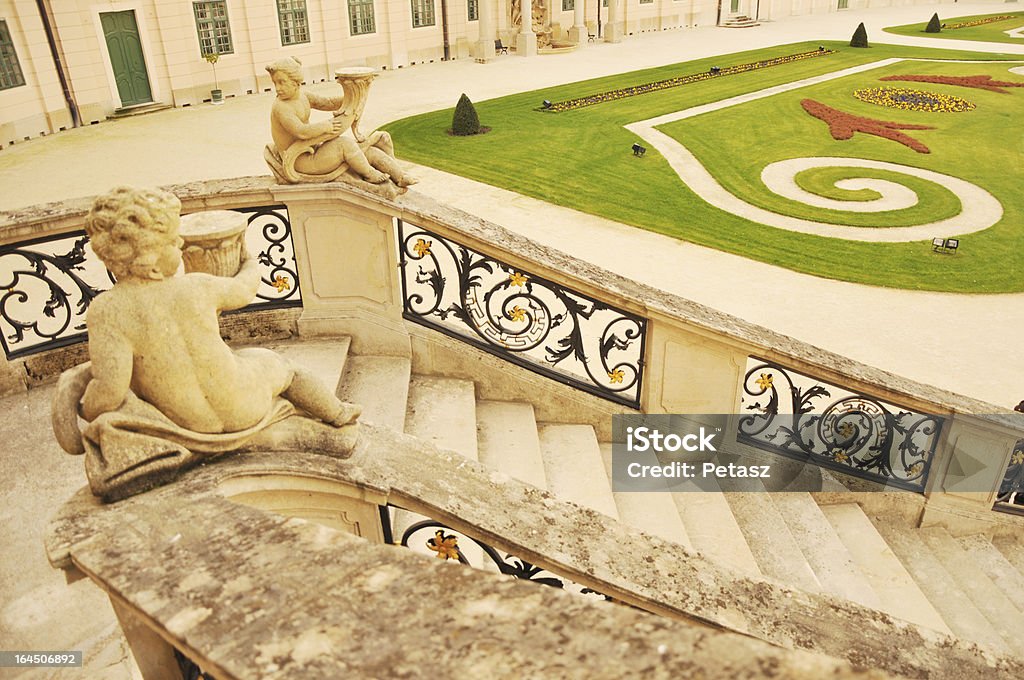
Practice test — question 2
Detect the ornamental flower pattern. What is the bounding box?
[853,87,976,113]
[542,49,836,113]
[271,275,291,292]
[801,98,935,154]
[426,530,462,561]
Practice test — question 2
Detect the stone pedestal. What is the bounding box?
[270,185,411,357]
[517,30,538,56]
[475,38,495,62]
[568,25,588,44]
[604,21,623,42]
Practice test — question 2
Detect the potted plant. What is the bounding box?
[205,52,224,104]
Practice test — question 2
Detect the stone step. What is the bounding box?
[957,534,1024,614]
[993,535,1024,576]
[598,443,692,549]
[337,355,411,432]
[476,400,546,489]
[920,526,1024,655]
[820,504,950,634]
[672,484,762,578]
[538,424,618,520]
[872,519,1010,654]
[263,336,352,396]
[405,376,478,461]
[718,477,821,593]
[771,493,881,611]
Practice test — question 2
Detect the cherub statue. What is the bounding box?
[262,57,416,191]
[51,186,362,502]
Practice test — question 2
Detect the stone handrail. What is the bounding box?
[45,424,1022,679]
[5,177,1023,515]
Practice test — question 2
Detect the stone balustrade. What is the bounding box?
[3,176,1022,523]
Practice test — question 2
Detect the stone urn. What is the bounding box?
[179,210,249,277]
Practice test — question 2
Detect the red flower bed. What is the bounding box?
[880,74,1024,94]
[801,99,935,153]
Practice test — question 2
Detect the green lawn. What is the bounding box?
[884,11,1024,44]
[383,41,1024,292]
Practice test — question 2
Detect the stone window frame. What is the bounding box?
[276,0,310,45]
[193,1,234,56]
[468,0,479,21]
[0,19,25,90]
[348,0,376,35]
[410,0,436,28]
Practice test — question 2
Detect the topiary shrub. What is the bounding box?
[925,13,942,33]
[850,22,869,48]
[451,93,481,136]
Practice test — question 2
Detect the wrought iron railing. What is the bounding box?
[0,205,301,361]
[395,514,609,601]
[737,358,943,492]
[995,439,1024,514]
[396,220,646,408]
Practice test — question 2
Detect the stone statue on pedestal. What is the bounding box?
[262,57,417,195]
[51,187,362,502]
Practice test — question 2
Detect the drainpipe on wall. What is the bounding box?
[441,0,451,60]
[715,0,723,25]
[35,0,80,128]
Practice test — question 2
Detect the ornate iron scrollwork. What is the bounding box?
[0,206,301,360]
[738,359,942,492]
[996,439,1024,511]
[399,518,610,601]
[234,206,302,308]
[397,220,646,408]
[0,232,108,359]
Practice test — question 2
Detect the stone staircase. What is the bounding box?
[721,14,759,27]
[306,343,1024,658]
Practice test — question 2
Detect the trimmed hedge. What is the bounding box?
[451,93,482,136]
[850,22,869,47]
[926,13,942,33]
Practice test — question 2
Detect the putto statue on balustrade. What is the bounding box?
[263,57,417,196]
[51,186,362,502]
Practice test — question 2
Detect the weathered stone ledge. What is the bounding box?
[4,178,1020,427]
[47,425,1024,679]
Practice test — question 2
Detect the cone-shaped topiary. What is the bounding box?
[925,13,942,33]
[451,93,482,136]
[850,22,869,48]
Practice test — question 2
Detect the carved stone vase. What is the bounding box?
[179,210,249,277]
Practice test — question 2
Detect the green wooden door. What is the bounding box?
[837,0,848,8]
[101,11,152,107]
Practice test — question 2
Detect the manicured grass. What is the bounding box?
[884,11,1024,44]
[383,41,1024,292]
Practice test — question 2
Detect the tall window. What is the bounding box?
[411,0,435,27]
[562,0,574,10]
[468,0,478,21]
[277,0,310,45]
[193,2,233,55]
[0,20,25,90]
[349,0,376,34]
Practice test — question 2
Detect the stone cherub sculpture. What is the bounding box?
[51,186,362,502]
[262,57,416,193]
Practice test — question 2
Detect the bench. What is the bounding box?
[495,39,509,55]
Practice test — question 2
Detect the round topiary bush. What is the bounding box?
[925,13,942,33]
[850,22,869,48]
[451,93,481,136]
